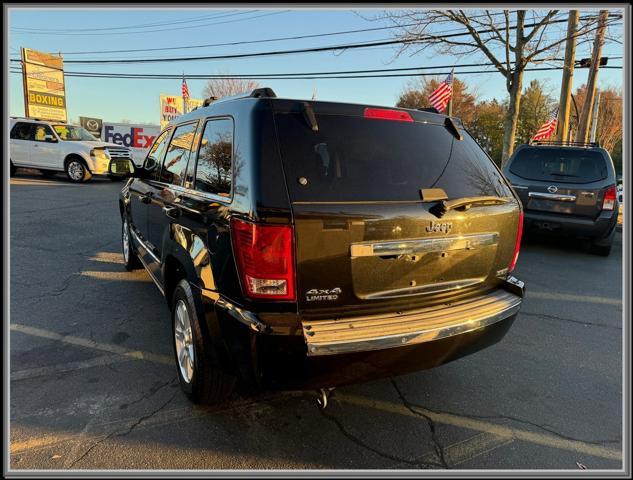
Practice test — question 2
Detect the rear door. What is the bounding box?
[273,107,521,317]
[10,122,35,166]
[507,147,608,219]
[146,121,199,276]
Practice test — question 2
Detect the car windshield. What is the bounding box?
[509,148,608,184]
[53,125,98,141]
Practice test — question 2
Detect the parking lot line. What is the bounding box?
[11,354,131,381]
[9,323,621,463]
[528,291,622,306]
[10,323,173,366]
[336,394,622,461]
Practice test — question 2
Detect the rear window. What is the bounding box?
[509,148,607,184]
[274,113,512,202]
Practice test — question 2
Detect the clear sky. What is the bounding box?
[8,7,625,125]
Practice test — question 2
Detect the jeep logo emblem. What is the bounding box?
[426,221,452,234]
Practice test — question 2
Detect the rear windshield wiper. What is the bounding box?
[429,196,513,218]
[550,173,578,177]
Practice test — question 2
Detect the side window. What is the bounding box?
[194,118,233,196]
[10,122,35,141]
[159,122,198,185]
[144,129,171,179]
[33,124,55,142]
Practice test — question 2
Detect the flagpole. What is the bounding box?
[182,71,187,115]
[447,68,454,117]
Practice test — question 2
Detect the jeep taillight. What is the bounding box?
[602,185,617,211]
[508,211,524,273]
[230,218,296,301]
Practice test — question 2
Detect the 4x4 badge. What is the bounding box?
[306,288,341,302]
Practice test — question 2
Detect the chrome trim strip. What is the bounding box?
[215,298,268,333]
[528,192,577,202]
[129,228,161,265]
[350,233,499,258]
[303,290,522,356]
[136,250,165,296]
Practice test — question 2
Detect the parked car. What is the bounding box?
[112,88,525,404]
[9,117,132,182]
[503,141,619,256]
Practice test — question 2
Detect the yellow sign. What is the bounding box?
[159,94,204,129]
[22,48,67,122]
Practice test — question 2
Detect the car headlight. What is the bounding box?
[90,148,110,161]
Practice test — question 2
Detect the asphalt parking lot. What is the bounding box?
[9,170,624,471]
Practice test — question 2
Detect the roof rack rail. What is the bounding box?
[200,87,277,108]
[528,140,600,148]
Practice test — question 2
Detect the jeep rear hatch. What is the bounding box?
[272,102,522,318]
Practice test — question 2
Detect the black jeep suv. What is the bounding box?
[112,88,525,404]
[503,141,619,256]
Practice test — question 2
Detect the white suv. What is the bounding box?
[9,117,132,182]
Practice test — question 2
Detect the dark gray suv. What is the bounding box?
[503,141,619,256]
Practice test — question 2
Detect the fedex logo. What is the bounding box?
[104,125,157,148]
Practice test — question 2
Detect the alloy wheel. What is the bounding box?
[174,299,195,384]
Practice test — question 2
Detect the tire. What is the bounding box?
[40,169,57,177]
[590,241,612,257]
[590,226,615,257]
[10,161,16,177]
[122,218,142,271]
[172,279,236,405]
[65,157,92,182]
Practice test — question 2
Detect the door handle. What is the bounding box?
[162,205,181,219]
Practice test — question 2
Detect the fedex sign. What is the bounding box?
[102,122,160,166]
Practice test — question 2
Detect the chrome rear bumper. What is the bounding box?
[302,285,523,356]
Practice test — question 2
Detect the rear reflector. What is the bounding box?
[230,218,296,301]
[602,185,617,211]
[508,212,524,273]
[364,107,414,122]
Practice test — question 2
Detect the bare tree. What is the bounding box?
[202,74,260,99]
[366,9,619,166]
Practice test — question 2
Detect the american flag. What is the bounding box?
[532,108,558,141]
[181,74,190,100]
[428,69,454,113]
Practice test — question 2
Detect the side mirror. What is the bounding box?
[44,134,57,143]
[109,159,136,178]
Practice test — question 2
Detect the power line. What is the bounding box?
[9,10,245,33]
[14,57,623,79]
[9,65,622,81]
[10,10,290,36]
[11,16,618,64]
[29,11,568,56]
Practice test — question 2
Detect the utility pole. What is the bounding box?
[555,10,579,142]
[577,9,609,143]
[589,90,601,143]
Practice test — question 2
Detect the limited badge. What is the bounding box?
[306,287,341,302]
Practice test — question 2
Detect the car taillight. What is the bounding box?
[602,185,617,211]
[230,218,296,301]
[364,107,413,122]
[508,211,524,273]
